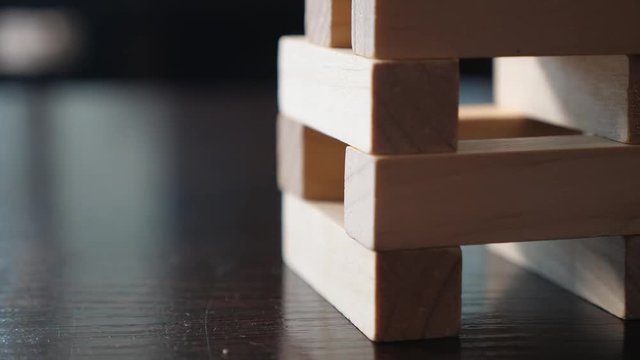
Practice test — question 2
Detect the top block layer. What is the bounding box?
[352,0,640,59]
[305,0,351,48]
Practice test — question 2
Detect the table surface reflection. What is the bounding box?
[0,80,638,359]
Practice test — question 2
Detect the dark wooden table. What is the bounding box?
[0,80,637,359]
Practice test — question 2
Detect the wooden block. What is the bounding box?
[345,135,640,250]
[496,55,640,143]
[277,115,346,200]
[282,193,461,341]
[458,105,581,140]
[352,0,640,59]
[278,36,459,154]
[277,106,580,201]
[487,236,640,319]
[305,0,351,48]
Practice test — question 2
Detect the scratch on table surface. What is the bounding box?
[204,299,213,360]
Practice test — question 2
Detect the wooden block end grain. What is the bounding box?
[376,247,461,340]
[282,194,461,341]
[305,0,351,48]
[278,36,459,154]
[371,61,459,154]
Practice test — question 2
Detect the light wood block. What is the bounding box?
[305,0,351,48]
[496,55,640,144]
[278,36,459,154]
[488,236,640,319]
[282,193,461,342]
[352,0,640,59]
[277,106,580,201]
[277,115,346,200]
[345,135,640,250]
[457,105,581,140]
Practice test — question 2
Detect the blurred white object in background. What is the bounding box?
[0,9,81,75]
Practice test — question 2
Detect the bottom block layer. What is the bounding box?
[282,193,461,342]
[488,237,640,319]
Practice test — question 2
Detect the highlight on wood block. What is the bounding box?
[305,0,351,48]
[278,36,459,154]
[282,194,461,342]
[488,236,640,319]
[277,106,581,201]
[345,135,640,251]
[496,55,640,144]
[277,115,346,200]
[352,0,640,59]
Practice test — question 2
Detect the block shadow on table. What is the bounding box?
[280,246,631,360]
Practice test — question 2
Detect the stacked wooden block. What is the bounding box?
[277,0,640,342]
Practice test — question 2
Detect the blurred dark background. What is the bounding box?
[0,1,491,80]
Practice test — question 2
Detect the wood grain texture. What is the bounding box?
[277,115,346,200]
[345,135,640,250]
[488,236,640,319]
[277,106,579,200]
[282,194,461,342]
[278,36,458,154]
[458,105,581,140]
[305,0,351,48]
[352,0,640,59]
[496,55,640,143]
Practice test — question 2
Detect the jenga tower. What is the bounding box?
[277,0,640,342]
